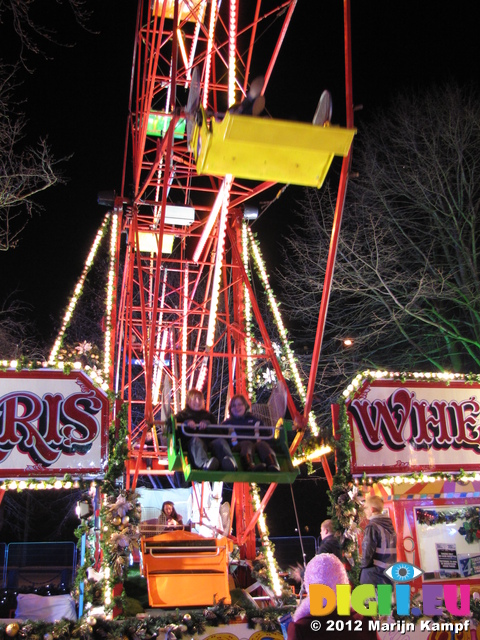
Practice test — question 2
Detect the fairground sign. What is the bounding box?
[345,376,480,476]
[0,369,109,477]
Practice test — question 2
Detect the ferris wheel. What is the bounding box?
[112,0,355,565]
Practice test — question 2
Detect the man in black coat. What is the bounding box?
[317,519,342,560]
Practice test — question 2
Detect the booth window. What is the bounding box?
[415,506,480,581]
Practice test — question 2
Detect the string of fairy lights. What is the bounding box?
[47,212,117,389]
[245,225,320,436]
[242,222,255,397]
[342,369,473,401]
[0,479,83,491]
[250,483,283,597]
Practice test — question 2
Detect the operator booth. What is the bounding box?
[337,372,480,623]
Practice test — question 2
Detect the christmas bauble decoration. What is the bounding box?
[44,633,54,640]
[112,516,122,526]
[5,623,20,637]
[86,615,97,625]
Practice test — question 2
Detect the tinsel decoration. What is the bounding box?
[416,507,480,543]
[0,604,296,639]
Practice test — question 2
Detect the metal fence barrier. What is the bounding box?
[5,542,77,591]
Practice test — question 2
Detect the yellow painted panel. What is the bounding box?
[152,0,196,21]
[194,112,356,188]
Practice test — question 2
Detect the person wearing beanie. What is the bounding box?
[287,553,378,640]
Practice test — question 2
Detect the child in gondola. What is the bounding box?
[158,501,183,530]
[175,389,237,471]
[222,394,280,472]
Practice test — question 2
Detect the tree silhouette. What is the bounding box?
[279,84,480,425]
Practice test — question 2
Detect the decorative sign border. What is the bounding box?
[347,378,480,476]
[0,369,109,478]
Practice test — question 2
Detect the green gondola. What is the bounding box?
[166,417,298,484]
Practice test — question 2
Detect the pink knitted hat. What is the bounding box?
[293,553,349,621]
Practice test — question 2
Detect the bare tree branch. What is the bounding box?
[279,84,480,424]
[0,0,93,66]
[0,65,66,251]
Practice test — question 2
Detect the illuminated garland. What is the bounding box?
[415,507,480,543]
[2,344,111,396]
[242,222,255,399]
[358,470,480,486]
[250,484,295,604]
[291,444,332,467]
[0,476,81,491]
[341,369,480,402]
[329,399,364,584]
[0,604,296,639]
[49,212,112,369]
[246,226,319,435]
[103,212,118,382]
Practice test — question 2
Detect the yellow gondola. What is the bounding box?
[191,107,356,188]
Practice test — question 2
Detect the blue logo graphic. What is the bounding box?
[384,561,423,582]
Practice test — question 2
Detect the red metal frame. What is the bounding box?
[114,0,354,558]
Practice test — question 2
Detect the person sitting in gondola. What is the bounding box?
[222,394,280,472]
[158,501,183,530]
[175,389,237,472]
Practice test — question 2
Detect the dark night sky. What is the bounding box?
[1,1,479,345]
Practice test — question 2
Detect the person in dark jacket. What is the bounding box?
[287,553,379,640]
[222,394,280,472]
[317,519,342,560]
[175,389,237,471]
[360,495,397,585]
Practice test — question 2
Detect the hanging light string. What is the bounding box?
[203,0,217,109]
[246,226,319,436]
[228,0,237,108]
[251,482,283,596]
[242,222,255,399]
[103,212,118,383]
[49,213,111,369]
[342,369,476,401]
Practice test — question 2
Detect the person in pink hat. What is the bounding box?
[287,554,379,640]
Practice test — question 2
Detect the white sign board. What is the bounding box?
[0,369,109,477]
[346,378,480,475]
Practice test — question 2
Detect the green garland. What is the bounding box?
[328,399,364,585]
[416,506,480,544]
[72,400,141,616]
[0,605,295,640]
